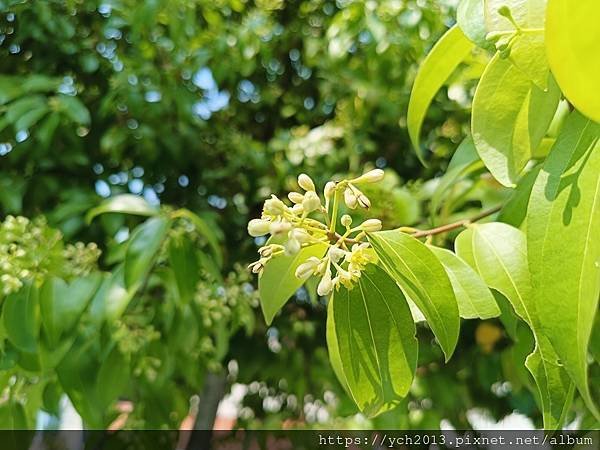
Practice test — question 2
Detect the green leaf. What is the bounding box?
[39,275,101,347]
[89,267,136,325]
[56,94,91,125]
[86,194,159,223]
[2,282,39,354]
[176,208,223,268]
[96,345,130,410]
[407,25,474,164]
[497,166,541,228]
[258,242,328,325]
[369,231,459,360]
[472,55,559,186]
[455,222,574,428]
[484,0,548,88]
[429,246,500,319]
[168,235,200,304]
[526,111,600,418]
[328,264,417,417]
[14,105,49,132]
[5,95,46,125]
[457,0,491,49]
[124,216,171,290]
[430,136,484,218]
[546,0,600,122]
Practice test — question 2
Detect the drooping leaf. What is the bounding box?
[429,246,500,319]
[526,111,600,418]
[455,222,574,428]
[168,235,200,304]
[39,274,101,347]
[124,216,171,290]
[56,94,91,125]
[328,264,417,417]
[88,267,136,325]
[472,55,559,186]
[86,194,159,223]
[96,345,130,411]
[407,25,474,164]
[175,208,223,268]
[546,0,600,122]
[369,231,459,360]
[2,282,39,354]
[259,242,328,325]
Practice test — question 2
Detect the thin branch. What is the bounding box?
[411,205,502,238]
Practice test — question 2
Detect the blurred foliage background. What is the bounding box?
[0,0,550,431]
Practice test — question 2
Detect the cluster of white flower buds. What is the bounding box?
[248,169,385,295]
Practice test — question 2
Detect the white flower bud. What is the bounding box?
[328,246,346,264]
[341,214,352,227]
[263,195,287,216]
[353,169,385,184]
[270,221,292,236]
[284,237,301,256]
[359,219,382,232]
[298,173,316,192]
[288,192,304,204]
[344,188,358,209]
[302,190,321,213]
[295,257,320,280]
[317,265,334,296]
[324,181,336,200]
[291,228,311,243]
[248,219,271,237]
[357,193,371,209]
[291,203,304,215]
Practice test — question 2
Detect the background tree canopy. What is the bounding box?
[0,0,597,432]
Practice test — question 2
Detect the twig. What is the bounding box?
[411,205,502,238]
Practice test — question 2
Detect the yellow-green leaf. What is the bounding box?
[546,0,600,122]
[407,25,474,164]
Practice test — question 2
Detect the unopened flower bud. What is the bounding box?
[357,193,371,209]
[291,228,311,243]
[284,237,301,256]
[248,219,271,237]
[263,195,287,216]
[295,257,320,280]
[288,192,304,204]
[270,221,292,236]
[298,173,316,192]
[328,246,346,264]
[359,219,382,232]
[341,214,352,227]
[353,169,385,184]
[302,190,321,213]
[291,203,304,215]
[324,181,336,200]
[344,188,358,209]
[317,265,333,296]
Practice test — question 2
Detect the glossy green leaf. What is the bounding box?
[326,297,349,394]
[429,246,500,319]
[259,242,328,324]
[369,231,459,360]
[124,216,171,290]
[484,0,548,88]
[329,264,417,417]
[3,282,40,354]
[546,0,600,122]
[175,208,223,268]
[89,267,136,325]
[526,111,600,418]
[86,194,159,223]
[96,345,130,410]
[39,274,101,347]
[497,166,541,228]
[455,222,574,428]
[472,55,559,186]
[457,0,493,49]
[430,136,484,218]
[168,235,200,304]
[407,25,474,164]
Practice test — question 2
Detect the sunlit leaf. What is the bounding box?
[86,194,159,223]
[328,264,417,417]
[2,281,39,354]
